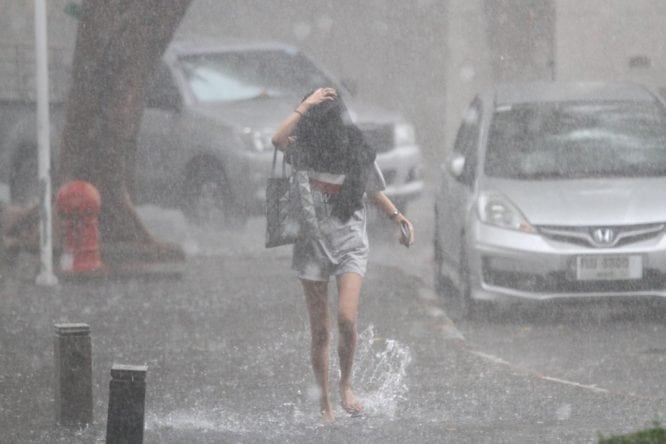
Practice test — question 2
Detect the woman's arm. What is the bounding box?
[369,191,415,246]
[271,87,337,151]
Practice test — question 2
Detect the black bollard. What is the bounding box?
[54,323,93,426]
[106,364,147,444]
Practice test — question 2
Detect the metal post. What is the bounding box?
[54,323,92,426]
[106,364,148,444]
[34,0,58,286]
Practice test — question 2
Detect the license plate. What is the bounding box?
[575,255,642,281]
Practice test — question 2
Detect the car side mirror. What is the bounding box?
[448,154,466,179]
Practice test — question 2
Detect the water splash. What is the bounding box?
[144,325,411,438]
[354,325,412,419]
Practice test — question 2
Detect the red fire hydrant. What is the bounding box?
[56,180,104,274]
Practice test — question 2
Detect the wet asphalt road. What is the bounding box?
[0,190,665,443]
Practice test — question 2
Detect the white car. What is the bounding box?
[434,81,666,319]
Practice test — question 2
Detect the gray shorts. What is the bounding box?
[292,188,369,282]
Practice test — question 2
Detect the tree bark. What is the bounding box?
[59,0,191,260]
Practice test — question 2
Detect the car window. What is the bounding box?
[485,100,666,179]
[452,97,482,182]
[177,50,333,103]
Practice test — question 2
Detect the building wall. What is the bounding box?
[0,0,76,100]
[3,1,666,169]
[556,0,666,90]
[444,0,555,150]
[444,0,492,152]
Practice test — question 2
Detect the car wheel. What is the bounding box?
[10,150,38,206]
[442,247,473,322]
[433,209,449,293]
[182,166,245,228]
[458,246,496,321]
[433,236,455,295]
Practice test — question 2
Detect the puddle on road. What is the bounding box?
[145,325,412,438]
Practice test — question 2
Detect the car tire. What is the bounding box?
[433,238,457,299]
[440,242,494,322]
[182,165,246,228]
[433,209,470,321]
[441,246,472,322]
[459,246,496,322]
[433,209,450,294]
[10,149,38,206]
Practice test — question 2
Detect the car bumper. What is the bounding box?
[375,144,424,203]
[466,219,666,302]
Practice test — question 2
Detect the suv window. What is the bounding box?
[177,50,333,103]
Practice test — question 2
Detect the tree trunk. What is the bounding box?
[59,0,191,261]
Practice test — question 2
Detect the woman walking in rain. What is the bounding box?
[272,87,415,422]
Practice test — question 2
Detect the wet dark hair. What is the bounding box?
[293,89,376,221]
[294,91,351,174]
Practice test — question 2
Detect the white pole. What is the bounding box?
[35,0,58,286]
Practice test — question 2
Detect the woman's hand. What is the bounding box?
[298,87,337,114]
[273,87,336,150]
[394,213,415,247]
[367,191,415,247]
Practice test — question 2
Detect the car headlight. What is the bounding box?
[242,127,273,152]
[476,191,535,233]
[394,122,415,146]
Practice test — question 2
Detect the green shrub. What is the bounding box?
[598,424,666,444]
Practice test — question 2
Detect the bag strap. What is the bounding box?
[271,147,287,178]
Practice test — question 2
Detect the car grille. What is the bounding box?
[359,123,394,153]
[482,261,666,293]
[537,223,665,248]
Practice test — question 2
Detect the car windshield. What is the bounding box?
[484,101,666,179]
[178,49,333,102]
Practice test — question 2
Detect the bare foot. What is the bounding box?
[340,384,363,415]
[321,399,335,423]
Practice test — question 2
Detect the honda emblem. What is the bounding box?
[592,228,615,245]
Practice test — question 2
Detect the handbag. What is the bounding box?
[265,148,301,248]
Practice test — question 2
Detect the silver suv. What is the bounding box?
[434,81,666,319]
[1,40,423,224]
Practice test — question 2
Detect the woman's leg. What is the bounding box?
[336,272,364,414]
[301,278,334,421]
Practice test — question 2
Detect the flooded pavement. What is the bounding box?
[0,195,665,443]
